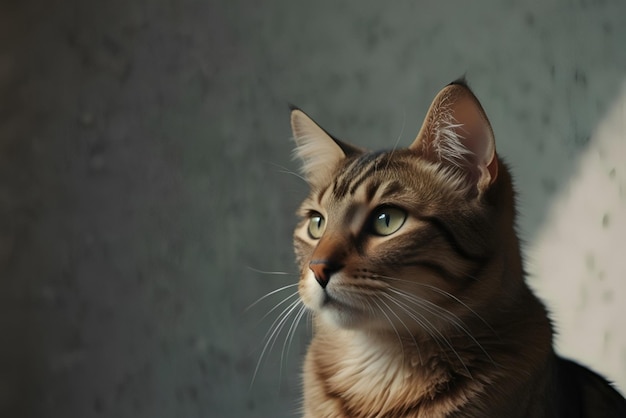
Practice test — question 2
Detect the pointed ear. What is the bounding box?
[290,107,362,186]
[410,80,498,196]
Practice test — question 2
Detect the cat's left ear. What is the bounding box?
[290,107,362,186]
[410,80,498,196]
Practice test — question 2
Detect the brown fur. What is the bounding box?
[289,81,626,417]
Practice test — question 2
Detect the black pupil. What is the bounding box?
[379,213,390,227]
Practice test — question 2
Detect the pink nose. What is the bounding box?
[309,260,342,289]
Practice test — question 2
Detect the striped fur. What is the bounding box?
[290,81,626,417]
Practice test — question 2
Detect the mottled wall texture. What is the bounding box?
[1,1,624,417]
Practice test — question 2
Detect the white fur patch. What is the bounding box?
[431,94,474,168]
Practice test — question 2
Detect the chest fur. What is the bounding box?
[302,331,486,417]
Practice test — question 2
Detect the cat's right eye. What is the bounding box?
[307,213,326,239]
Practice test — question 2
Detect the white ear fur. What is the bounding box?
[410,82,498,195]
[290,109,347,186]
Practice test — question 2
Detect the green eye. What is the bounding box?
[307,213,326,239]
[371,207,407,236]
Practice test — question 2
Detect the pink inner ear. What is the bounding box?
[453,95,498,187]
[411,83,498,194]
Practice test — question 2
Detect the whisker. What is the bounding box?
[382,291,472,377]
[244,283,299,313]
[251,297,303,388]
[384,108,407,171]
[281,304,308,375]
[279,303,307,385]
[246,266,296,276]
[376,294,422,363]
[278,304,309,386]
[388,288,472,335]
[372,296,405,360]
[261,291,300,324]
[376,274,496,336]
[289,305,308,354]
[267,162,308,183]
[259,296,301,347]
[381,292,450,365]
[388,287,494,365]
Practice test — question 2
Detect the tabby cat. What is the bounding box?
[289,80,626,417]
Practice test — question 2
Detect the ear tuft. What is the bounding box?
[290,108,360,186]
[410,82,498,196]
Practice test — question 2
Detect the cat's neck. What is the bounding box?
[312,324,486,382]
[308,295,554,416]
[307,323,491,416]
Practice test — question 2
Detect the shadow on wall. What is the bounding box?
[0,1,624,417]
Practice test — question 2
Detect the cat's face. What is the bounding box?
[291,81,500,335]
[294,149,493,332]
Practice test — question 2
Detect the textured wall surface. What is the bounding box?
[1,1,625,417]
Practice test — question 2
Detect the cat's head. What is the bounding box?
[291,81,506,334]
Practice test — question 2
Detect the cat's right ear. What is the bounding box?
[290,107,361,186]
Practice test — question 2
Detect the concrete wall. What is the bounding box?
[1,1,624,417]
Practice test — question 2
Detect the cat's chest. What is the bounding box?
[309,331,454,415]
[328,340,417,395]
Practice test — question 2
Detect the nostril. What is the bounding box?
[309,260,343,289]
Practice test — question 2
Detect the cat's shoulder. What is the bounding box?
[556,357,626,417]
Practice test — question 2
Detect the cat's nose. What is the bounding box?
[309,260,343,289]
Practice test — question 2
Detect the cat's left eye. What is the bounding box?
[371,207,407,236]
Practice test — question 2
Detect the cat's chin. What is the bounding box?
[313,292,391,331]
[313,294,371,329]
[300,280,365,329]
[318,306,366,329]
[318,304,401,333]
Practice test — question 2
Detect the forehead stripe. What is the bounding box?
[333,158,374,197]
[365,180,382,203]
[332,156,363,196]
[378,181,404,201]
[347,158,382,196]
[336,151,393,198]
[349,158,411,198]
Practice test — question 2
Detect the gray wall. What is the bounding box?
[1,1,625,417]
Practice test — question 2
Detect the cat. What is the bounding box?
[288,79,626,417]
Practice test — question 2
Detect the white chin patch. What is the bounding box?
[321,307,360,329]
[301,270,369,329]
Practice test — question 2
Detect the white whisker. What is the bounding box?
[382,291,472,377]
[250,296,303,389]
[281,304,307,368]
[246,266,295,276]
[376,293,422,363]
[376,274,496,336]
[388,287,494,365]
[379,293,428,365]
[267,161,308,183]
[372,296,405,360]
[384,108,406,171]
[381,292,451,365]
[244,283,299,313]
[278,303,307,385]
